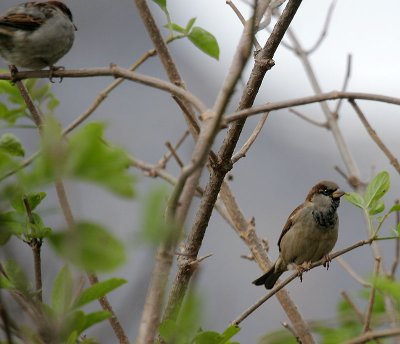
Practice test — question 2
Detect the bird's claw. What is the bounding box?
[323,254,332,270]
[8,65,19,84]
[48,65,65,83]
[294,261,312,282]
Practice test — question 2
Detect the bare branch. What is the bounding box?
[157,131,189,169]
[336,257,372,288]
[362,257,381,333]
[333,54,352,116]
[341,290,366,325]
[289,108,328,128]
[349,100,400,175]
[232,112,269,163]
[226,91,400,123]
[226,0,262,50]
[165,141,184,168]
[390,200,400,278]
[0,66,207,115]
[281,321,301,343]
[305,0,336,55]
[344,328,400,344]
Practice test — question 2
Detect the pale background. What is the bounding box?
[1,0,400,342]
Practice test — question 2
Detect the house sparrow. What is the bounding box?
[253,181,345,289]
[0,1,76,70]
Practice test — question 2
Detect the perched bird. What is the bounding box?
[0,1,76,70]
[253,181,345,289]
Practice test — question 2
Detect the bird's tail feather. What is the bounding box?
[252,265,283,289]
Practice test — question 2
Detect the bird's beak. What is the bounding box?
[332,190,345,199]
[74,24,78,31]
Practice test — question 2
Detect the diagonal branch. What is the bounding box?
[349,100,400,175]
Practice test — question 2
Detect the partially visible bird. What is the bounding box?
[253,181,345,289]
[0,1,76,70]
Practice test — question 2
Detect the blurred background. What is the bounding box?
[1,0,400,342]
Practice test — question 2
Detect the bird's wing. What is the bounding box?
[0,3,46,31]
[277,203,304,251]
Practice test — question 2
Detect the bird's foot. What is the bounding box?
[48,65,65,83]
[294,261,312,282]
[323,254,332,270]
[8,65,19,84]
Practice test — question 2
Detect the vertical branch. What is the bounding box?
[362,257,380,333]
[163,3,317,344]
[22,196,43,302]
[14,80,130,344]
[390,200,400,277]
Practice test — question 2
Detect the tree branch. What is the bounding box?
[349,99,400,175]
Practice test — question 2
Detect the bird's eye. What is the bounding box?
[321,188,330,196]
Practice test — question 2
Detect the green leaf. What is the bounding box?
[344,192,364,209]
[167,23,186,34]
[80,311,112,332]
[139,185,177,245]
[374,276,400,299]
[220,325,241,342]
[152,0,167,12]
[193,326,240,344]
[369,200,385,215]
[188,27,220,60]
[0,133,24,157]
[65,122,135,198]
[388,204,400,214]
[159,292,202,344]
[66,331,78,344]
[11,192,47,213]
[74,278,127,308]
[2,260,30,294]
[186,18,197,33]
[0,211,26,244]
[48,222,126,272]
[24,120,135,198]
[364,171,390,208]
[51,265,74,314]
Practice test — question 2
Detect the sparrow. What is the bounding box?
[253,181,345,289]
[0,1,76,70]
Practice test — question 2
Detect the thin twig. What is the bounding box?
[344,328,400,344]
[231,237,375,326]
[349,100,400,175]
[63,36,182,134]
[289,108,328,128]
[157,131,189,169]
[0,293,14,344]
[333,54,352,116]
[226,91,400,123]
[281,321,301,343]
[165,142,184,168]
[226,0,262,50]
[0,66,207,115]
[340,290,366,325]
[362,257,381,333]
[390,199,400,278]
[305,0,336,55]
[336,257,372,288]
[232,112,269,164]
